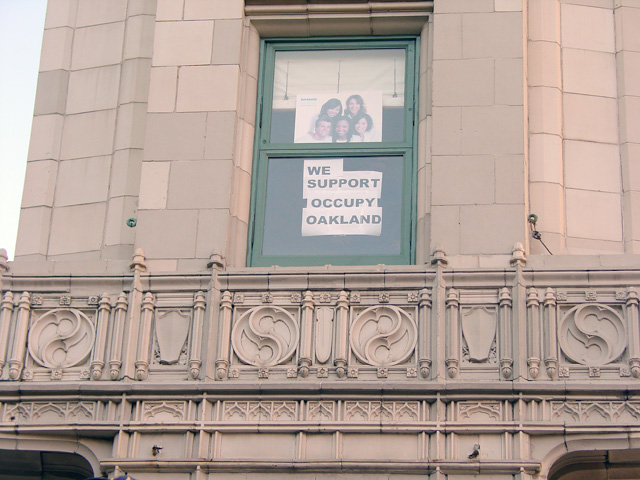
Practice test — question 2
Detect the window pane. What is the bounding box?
[261,156,405,258]
[270,49,406,143]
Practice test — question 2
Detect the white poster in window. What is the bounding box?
[302,159,382,236]
[294,92,382,143]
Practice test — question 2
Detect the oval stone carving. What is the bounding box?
[28,309,95,369]
[558,304,626,366]
[231,306,299,367]
[350,306,417,367]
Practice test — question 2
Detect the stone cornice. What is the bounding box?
[0,381,638,397]
[245,1,434,16]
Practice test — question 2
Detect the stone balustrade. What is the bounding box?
[0,253,638,387]
[1,250,640,478]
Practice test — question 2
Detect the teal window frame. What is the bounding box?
[247,36,419,267]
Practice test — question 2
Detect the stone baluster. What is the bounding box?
[431,246,448,380]
[418,288,432,378]
[526,288,541,378]
[122,249,146,379]
[543,288,558,379]
[135,292,155,380]
[510,243,527,380]
[627,287,640,378]
[0,292,15,373]
[189,291,206,379]
[109,292,128,380]
[8,292,31,380]
[499,287,513,379]
[298,291,314,377]
[445,288,459,378]
[215,291,233,380]
[91,294,112,380]
[334,290,349,378]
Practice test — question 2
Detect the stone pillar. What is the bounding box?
[615,2,640,253]
[416,18,433,264]
[15,0,77,261]
[227,17,260,268]
[430,0,526,266]
[560,1,623,254]
[15,0,157,265]
[527,0,565,254]
[135,0,246,270]
[103,0,158,260]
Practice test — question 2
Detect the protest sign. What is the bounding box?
[302,159,382,236]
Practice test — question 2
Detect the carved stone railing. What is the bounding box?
[0,249,638,387]
[0,287,210,383]
[212,284,639,384]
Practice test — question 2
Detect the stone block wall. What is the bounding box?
[11,0,640,267]
[429,0,527,265]
[16,0,156,263]
[137,0,249,271]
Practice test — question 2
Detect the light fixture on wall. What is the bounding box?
[528,214,553,254]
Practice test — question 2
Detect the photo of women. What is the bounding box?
[345,94,366,120]
[294,92,382,144]
[332,116,352,143]
[308,98,342,134]
[350,113,375,142]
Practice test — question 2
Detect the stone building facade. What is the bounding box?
[1,0,640,478]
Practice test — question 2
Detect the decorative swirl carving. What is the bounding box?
[231,306,299,367]
[28,309,95,369]
[350,306,417,367]
[558,304,626,366]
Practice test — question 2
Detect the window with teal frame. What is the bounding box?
[247,37,419,267]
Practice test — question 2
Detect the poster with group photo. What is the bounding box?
[294,92,383,144]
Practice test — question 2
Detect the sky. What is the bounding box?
[0,0,47,260]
